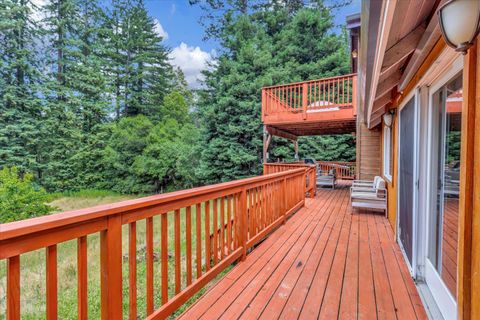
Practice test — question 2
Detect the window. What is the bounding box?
[383,125,393,181]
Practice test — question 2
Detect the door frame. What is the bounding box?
[422,57,463,320]
[396,89,420,277]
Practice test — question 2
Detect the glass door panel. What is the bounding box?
[428,73,462,300]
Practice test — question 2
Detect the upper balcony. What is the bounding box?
[262,74,357,137]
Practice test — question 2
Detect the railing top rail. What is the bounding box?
[264,163,316,167]
[262,73,357,90]
[0,168,305,241]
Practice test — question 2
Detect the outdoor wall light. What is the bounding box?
[383,111,394,128]
[438,0,480,54]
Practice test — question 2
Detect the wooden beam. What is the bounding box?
[398,38,446,106]
[381,23,426,77]
[373,91,392,112]
[398,0,447,90]
[375,71,402,103]
[266,126,297,141]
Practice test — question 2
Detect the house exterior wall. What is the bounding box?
[356,114,382,180]
[380,119,398,233]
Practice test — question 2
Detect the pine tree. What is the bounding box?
[0,0,43,176]
[195,0,354,183]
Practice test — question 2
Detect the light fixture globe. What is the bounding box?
[438,0,480,54]
[383,112,393,127]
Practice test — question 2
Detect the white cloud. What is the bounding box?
[169,42,214,89]
[170,3,176,15]
[153,19,169,40]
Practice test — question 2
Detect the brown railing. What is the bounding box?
[262,74,357,122]
[317,161,356,180]
[263,163,316,197]
[0,170,306,320]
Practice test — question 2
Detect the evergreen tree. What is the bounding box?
[0,0,43,176]
[195,0,354,183]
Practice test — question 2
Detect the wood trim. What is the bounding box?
[396,38,446,106]
[458,39,479,320]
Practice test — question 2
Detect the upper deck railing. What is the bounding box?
[261,74,357,124]
[0,169,307,319]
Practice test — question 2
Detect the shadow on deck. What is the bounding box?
[180,182,427,319]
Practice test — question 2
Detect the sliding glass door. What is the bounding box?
[426,72,462,320]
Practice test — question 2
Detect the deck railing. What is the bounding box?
[0,169,306,320]
[317,161,356,180]
[263,163,316,197]
[262,74,357,121]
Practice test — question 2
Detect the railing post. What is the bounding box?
[100,215,123,320]
[302,83,308,120]
[240,188,247,261]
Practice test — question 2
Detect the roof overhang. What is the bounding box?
[359,0,445,129]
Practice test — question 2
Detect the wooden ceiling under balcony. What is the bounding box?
[262,74,357,139]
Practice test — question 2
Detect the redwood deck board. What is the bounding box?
[180,182,427,320]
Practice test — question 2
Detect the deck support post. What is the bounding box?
[263,125,271,164]
[294,140,299,160]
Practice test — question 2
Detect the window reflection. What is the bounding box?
[429,74,462,299]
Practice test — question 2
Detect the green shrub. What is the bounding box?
[0,167,54,223]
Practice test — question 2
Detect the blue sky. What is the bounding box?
[146,0,361,88]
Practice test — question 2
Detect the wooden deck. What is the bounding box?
[181,182,427,319]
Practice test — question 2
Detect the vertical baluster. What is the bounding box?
[174,209,181,294]
[161,213,168,304]
[195,203,202,278]
[46,245,57,320]
[186,206,192,286]
[240,189,247,260]
[128,223,136,320]
[78,236,88,320]
[146,217,153,314]
[205,200,211,271]
[336,78,339,105]
[213,199,218,265]
[342,77,345,105]
[227,196,232,253]
[220,197,225,260]
[7,255,20,320]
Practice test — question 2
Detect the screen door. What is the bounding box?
[398,97,417,266]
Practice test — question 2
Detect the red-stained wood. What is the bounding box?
[180,183,427,320]
[77,236,88,320]
[220,197,225,259]
[146,217,154,314]
[161,213,168,304]
[100,215,123,320]
[195,203,202,278]
[213,199,218,265]
[226,196,232,253]
[0,169,308,320]
[186,206,192,286]
[205,200,211,271]
[7,255,20,320]
[128,223,137,320]
[185,188,330,320]
[174,209,181,294]
[46,245,58,320]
